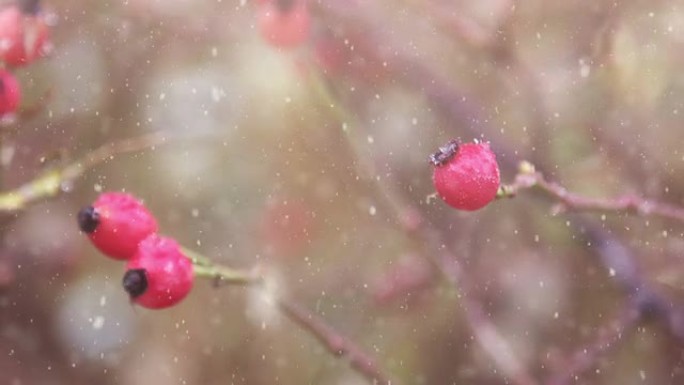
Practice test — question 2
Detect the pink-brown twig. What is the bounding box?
[500,164,684,224]
[279,299,394,385]
[545,306,641,385]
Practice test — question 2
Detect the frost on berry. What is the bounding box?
[431,140,500,211]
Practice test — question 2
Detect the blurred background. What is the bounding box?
[1,0,684,384]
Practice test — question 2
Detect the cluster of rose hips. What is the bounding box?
[0,2,51,118]
[431,139,500,211]
[77,193,194,309]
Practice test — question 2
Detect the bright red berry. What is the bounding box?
[123,235,194,309]
[0,69,20,116]
[77,192,158,260]
[0,5,51,67]
[431,140,500,211]
[256,0,310,49]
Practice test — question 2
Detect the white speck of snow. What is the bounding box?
[367,135,374,144]
[211,87,225,102]
[99,296,106,307]
[579,59,591,78]
[609,268,616,277]
[369,206,377,216]
[92,316,105,330]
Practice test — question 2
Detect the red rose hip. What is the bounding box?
[0,4,51,67]
[431,140,500,211]
[123,235,194,309]
[256,0,310,49]
[77,192,158,260]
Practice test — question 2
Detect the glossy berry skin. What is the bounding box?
[431,140,500,211]
[0,69,20,116]
[256,0,310,49]
[123,235,194,309]
[77,192,158,260]
[0,5,51,67]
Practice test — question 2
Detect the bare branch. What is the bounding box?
[499,162,684,224]
[0,132,167,212]
[278,299,394,385]
[190,256,396,385]
[545,306,641,385]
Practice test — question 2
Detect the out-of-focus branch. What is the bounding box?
[278,299,394,385]
[304,62,538,385]
[191,254,396,385]
[314,3,682,384]
[0,132,167,212]
[19,0,41,15]
[499,161,684,224]
[545,306,641,385]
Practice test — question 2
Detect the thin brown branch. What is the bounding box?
[278,298,394,385]
[545,306,640,385]
[500,162,684,224]
[0,132,167,212]
[191,257,396,385]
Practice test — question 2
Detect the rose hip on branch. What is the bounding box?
[123,234,194,309]
[430,139,500,211]
[77,192,158,260]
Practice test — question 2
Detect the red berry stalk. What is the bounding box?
[430,139,500,211]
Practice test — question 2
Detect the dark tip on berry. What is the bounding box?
[123,269,148,298]
[429,139,460,166]
[77,206,100,233]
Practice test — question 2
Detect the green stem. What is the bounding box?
[180,247,214,267]
[193,264,256,285]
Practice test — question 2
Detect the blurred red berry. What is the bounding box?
[0,69,20,116]
[123,235,194,309]
[0,5,51,67]
[431,140,500,211]
[257,0,310,49]
[77,192,158,260]
[260,198,315,257]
